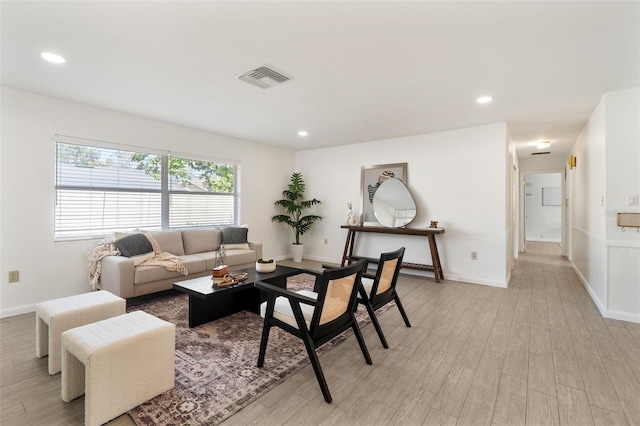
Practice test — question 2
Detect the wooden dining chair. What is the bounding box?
[255,260,371,403]
[358,247,411,349]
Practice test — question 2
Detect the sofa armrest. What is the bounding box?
[99,256,135,298]
[248,241,263,261]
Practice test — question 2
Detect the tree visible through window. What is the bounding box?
[54,141,238,240]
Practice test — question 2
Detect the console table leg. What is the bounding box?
[427,235,444,283]
[341,230,356,267]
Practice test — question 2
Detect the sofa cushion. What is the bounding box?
[130,252,156,266]
[194,251,220,270]
[221,227,248,244]
[115,233,153,258]
[221,227,250,250]
[114,233,155,266]
[134,265,181,285]
[150,231,185,256]
[182,228,221,255]
[224,243,250,250]
[224,249,257,267]
[178,255,206,274]
[134,255,206,285]
[195,248,256,270]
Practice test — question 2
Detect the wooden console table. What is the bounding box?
[340,225,445,283]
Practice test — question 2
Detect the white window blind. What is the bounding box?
[167,154,237,228]
[54,140,238,240]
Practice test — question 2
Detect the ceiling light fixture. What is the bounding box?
[298,131,308,137]
[476,96,493,104]
[41,52,67,64]
[537,141,551,149]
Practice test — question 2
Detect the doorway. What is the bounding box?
[522,172,564,250]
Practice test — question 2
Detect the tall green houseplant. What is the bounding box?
[272,172,322,246]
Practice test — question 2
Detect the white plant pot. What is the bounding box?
[256,260,277,273]
[292,244,304,263]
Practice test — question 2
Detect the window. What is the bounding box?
[54,140,238,240]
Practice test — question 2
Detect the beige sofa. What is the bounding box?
[98,228,262,298]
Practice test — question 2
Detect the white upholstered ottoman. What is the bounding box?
[61,311,175,426]
[36,290,126,374]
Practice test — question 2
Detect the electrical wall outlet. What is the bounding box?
[471,251,478,260]
[8,270,19,283]
[628,194,638,206]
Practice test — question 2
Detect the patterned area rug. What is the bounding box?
[127,274,389,425]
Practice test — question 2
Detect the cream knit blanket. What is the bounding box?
[88,231,187,290]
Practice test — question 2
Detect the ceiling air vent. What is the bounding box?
[237,66,292,89]
[531,151,550,155]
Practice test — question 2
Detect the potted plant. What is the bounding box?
[272,172,322,262]
[256,258,277,273]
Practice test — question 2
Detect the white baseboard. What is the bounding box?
[446,273,508,288]
[571,264,606,313]
[305,256,509,288]
[571,263,640,324]
[302,255,340,265]
[1,303,36,319]
[602,309,640,323]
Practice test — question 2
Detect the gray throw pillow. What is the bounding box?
[115,233,153,258]
[221,227,248,244]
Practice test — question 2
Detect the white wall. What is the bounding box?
[0,87,296,317]
[296,123,510,288]
[603,88,640,320]
[524,173,562,242]
[571,94,608,312]
[570,87,640,322]
[518,155,567,172]
[506,128,520,281]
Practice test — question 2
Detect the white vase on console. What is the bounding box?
[346,202,357,226]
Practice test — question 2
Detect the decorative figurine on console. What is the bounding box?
[346,202,358,226]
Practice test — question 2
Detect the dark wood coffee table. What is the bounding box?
[173,265,307,327]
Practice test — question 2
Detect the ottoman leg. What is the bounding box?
[47,317,65,375]
[35,315,48,358]
[61,345,85,403]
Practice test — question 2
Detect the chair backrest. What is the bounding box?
[370,247,405,299]
[310,260,365,337]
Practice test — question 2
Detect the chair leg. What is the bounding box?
[351,319,373,365]
[257,322,271,368]
[301,333,332,403]
[361,299,389,349]
[394,295,412,327]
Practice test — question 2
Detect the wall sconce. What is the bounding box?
[569,155,577,169]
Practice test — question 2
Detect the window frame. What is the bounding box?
[54,135,240,241]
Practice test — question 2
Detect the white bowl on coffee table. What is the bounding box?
[256,261,276,273]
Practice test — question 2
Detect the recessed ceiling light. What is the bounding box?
[537,141,551,149]
[298,131,308,137]
[41,52,67,64]
[476,96,493,104]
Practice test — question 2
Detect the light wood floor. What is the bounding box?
[2,242,639,425]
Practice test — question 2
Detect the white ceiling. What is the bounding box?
[2,1,638,158]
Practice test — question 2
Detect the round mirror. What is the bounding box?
[372,178,417,227]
